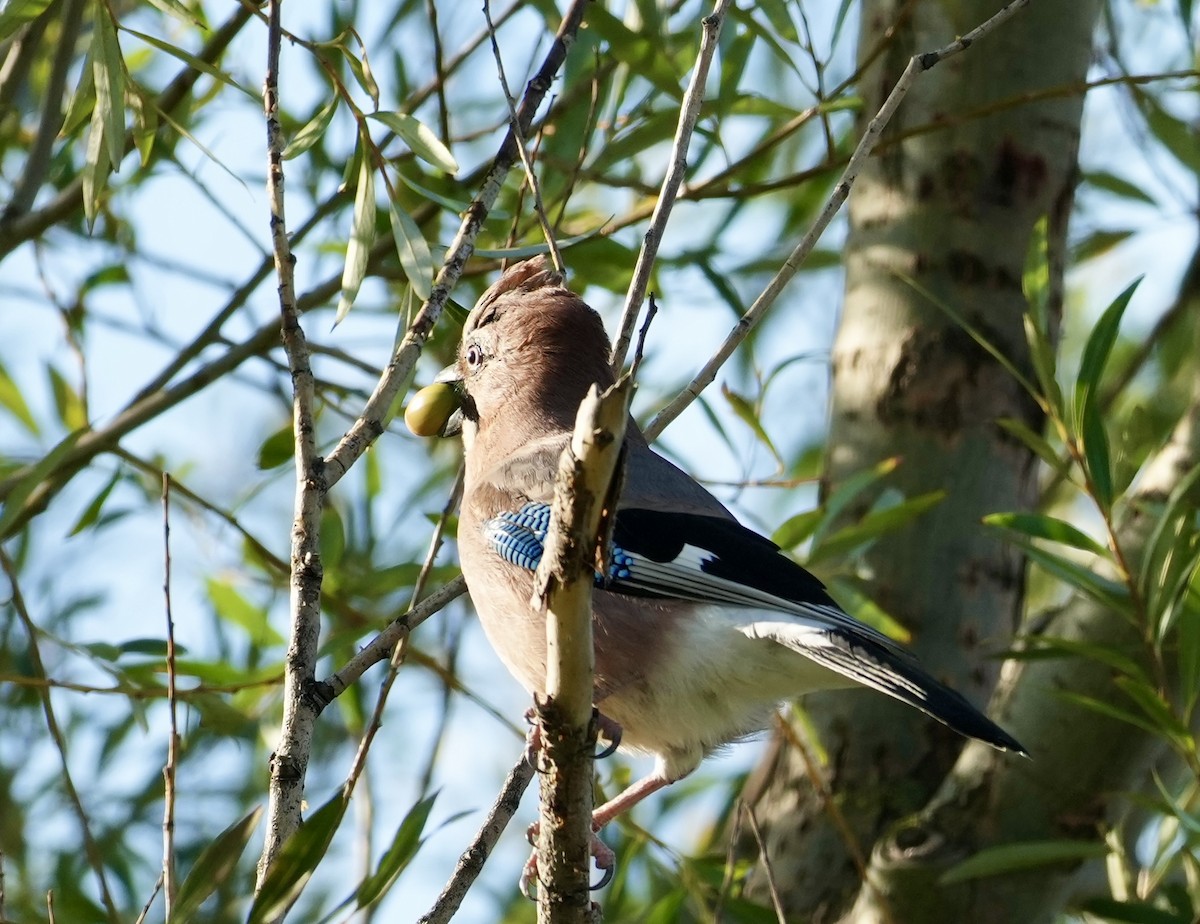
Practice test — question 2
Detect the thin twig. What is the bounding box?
[257,0,325,888]
[742,803,787,924]
[132,874,164,924]
[644,0,1035,441]
[484,0,564,275]
[416,753,536,924]
[161,474,180,920]
[341,469,463,799]
[609,0,731,371]
[0,550,120,924]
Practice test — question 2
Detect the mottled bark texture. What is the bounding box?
[743,1,1100,920]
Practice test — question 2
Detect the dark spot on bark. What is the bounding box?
[946,250,1022,291]
[876,325,987,435]
[917,171,936,200]
[992,138,1049,207]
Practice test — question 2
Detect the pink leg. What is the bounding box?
[592,772,671,829]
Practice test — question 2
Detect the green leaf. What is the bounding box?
[772,508,822,550]
[284,96,339,160]
[981,512,1108,557]
[0,0,54,44]
[388,201,434,299]
[355,793,438,907]
[0,360,39,435]
[940,839,1107,884]
[811,490,945,564]
[122,27,258,101]
[1081,399,1114,512]
[1074,277,1141,428]
[48,367,87,431]
[129,89,157,165]
[721,384,781,467]
[1084,170,1159,206]
[206,578,283,647]
[334,150,376,327]
[83,100,111,228]
[92,5,127,169]
[62,54,96,136]
[340,32,380,110]
[69,470,121,535]
[256,423,294,470]
[0,429,85,538]
[1078,897,1193,924]
[990,531,1131,612]
[173,807,263,922]
[1114,676,1193,745]
[810,457,900,550]
[827,576,912,643]
[1054,690,1162,737]
[369,111,458,174]
[997,417,1069,476]
[247,791,348,924]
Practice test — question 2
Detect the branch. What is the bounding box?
[256,0,323,890]
[529,378,632,920]
[416,753,536,924]
[609,0,730,371]
[643,0,1034,441]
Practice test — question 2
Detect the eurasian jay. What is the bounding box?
[421,256,1024,880]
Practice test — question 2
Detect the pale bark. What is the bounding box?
[744,1,1101,919]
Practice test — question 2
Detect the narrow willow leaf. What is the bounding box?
[1023,314,1062,415]
[173,807,263,922]
[129,89,156,166]
[0,360,39,435]
[1084,170,1159,206]
[284,96,339,160]
[1074,277,1141,427]
[827,576,912,643]
[246,791,348,924]
[997,417,1070,476]
[940,840,1107,885]
[83,84,111,227]
[1023,215,1050,328]
[0,0,54,44]
[387,201,433,299]
[721,384,781,467]
[1078,897,1192,924]
[810,456,900,549]
[0,430,85,538]
[355,793,438,907]
[207,578,284,646]
[982,512,1108,558]
[812,490,946,565]
[139,0,204,28]
[48,366,87,430]
[772,508,822,550]
[369,111,458,174]
[92,6,126,168]
[256,423,294,470]
[1054,690,1161,737]
[69,470,121,535]
[334,152,376,327]
[991,531,1130,612]
[1114,676,1193,745]
[62,52,96,135]
[466,225,605,260]
[1081,400,1114,512]
[341,36,380,110]
[123,26,258,101]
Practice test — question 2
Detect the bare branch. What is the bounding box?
[529,378,632,919]
[160,475,180,920]
[256,0,324,887]
[609,0,731,371]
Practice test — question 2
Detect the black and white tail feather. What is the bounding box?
[484,501,1027,756]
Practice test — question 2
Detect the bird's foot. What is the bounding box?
[519,822,615,900]
[523,706,623,762]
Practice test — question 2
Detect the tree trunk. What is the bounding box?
[743,2,1100,919]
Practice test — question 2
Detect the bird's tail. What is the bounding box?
[755,621,1028,755]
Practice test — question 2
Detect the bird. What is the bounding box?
[419,255,1025,886]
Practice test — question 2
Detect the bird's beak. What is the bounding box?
[434,364,464,437]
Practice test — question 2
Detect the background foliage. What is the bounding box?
[0,0,1198,921]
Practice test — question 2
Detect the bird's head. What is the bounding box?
[409,256,615,450]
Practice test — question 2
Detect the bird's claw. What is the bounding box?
[519,823,616,899]
[594,712,622,759]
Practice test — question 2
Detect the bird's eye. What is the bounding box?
[465,343,484,371]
